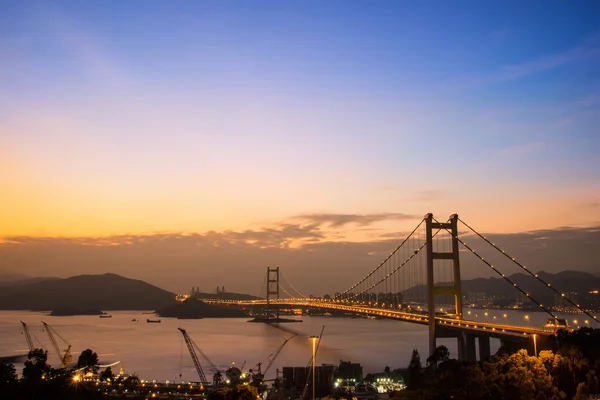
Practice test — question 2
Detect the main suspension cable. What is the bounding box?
[280,271,306,298]
[459,217,599,325]
[336,217,425,298]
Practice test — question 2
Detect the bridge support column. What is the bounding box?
[478,336,491,361]
[457,332,477,361]
[425,214,463,358]
[266,266,280,321]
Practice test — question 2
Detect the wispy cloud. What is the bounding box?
[489,33,600,83]
[495,141,547,158]
[292,213,419,228]
[406,190,443,202]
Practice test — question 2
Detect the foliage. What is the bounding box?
[0,362,18,398]
[394,328,600,400]
[99,366,114,381]
[13,348,104,399]
[406,349,422,390]
[22,348,50,383]
[76,348,99,374]
[426,345,450,369]
[208,383,260,400]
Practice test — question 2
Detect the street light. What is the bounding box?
[310,335,319,400]
[525,315,530,325]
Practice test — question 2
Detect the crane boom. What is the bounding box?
[264,334,297,377]
[41,321,72,368]
[178,328,209,384]
[20,321,34,351]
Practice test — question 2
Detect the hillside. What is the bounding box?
[0,273,177,311]
[401,270,600,307]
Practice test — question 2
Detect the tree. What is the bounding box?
[22,348,50,383]
[99,367,114,382]
[407,349,422,390]
[76,349,99,374]
[0,362,18,397]
[426,345,450,369]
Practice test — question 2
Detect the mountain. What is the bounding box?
[0,276,60,286]
[0,272,31,283]
[461,270,600,301]
[401,270,600,308]
[0,273,176,311]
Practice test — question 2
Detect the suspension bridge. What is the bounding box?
[207,213,599,361]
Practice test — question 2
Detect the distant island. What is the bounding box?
[156,298,247,319]
[49,307,104,316]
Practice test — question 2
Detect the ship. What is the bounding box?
[543,318,571,332]
[99,314,112,318]
[146,319,161,323]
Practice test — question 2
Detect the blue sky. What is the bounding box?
[0,1,599,238]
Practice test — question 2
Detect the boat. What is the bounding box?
[99,314,112,318]
[543,318,571,332]
[131,319,138,322]
[146,319,161,323]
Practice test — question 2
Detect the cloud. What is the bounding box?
[406,190,443,202]
[490,33,600,83]
[2,222,599,296]
[495,141,547,158]
[448,32,600,88]
[292,213,420,228]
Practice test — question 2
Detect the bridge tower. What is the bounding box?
[266,266,280,320]
[425,213,463,357]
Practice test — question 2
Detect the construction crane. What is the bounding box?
[41,321,72,368]
[250,334,297,386]
[178,327,213,386]
[20,321,44,353]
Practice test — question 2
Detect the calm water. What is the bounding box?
[0,309,584,382]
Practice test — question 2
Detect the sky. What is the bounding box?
[1,1,599,293]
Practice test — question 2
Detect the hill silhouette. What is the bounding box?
[402,270,600,308]
[0,273,176,311]
[156,298,247,319]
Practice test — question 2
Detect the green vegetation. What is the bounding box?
[394,328,600,400]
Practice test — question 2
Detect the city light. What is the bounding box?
[310,335,319,400]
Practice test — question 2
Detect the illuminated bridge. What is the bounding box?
[209,214,599,361]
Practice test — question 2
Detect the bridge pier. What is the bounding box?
[478,336,491,360]
[453,331,491,361]
[457,332,477,361]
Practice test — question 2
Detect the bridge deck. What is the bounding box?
[207,299,553,339]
